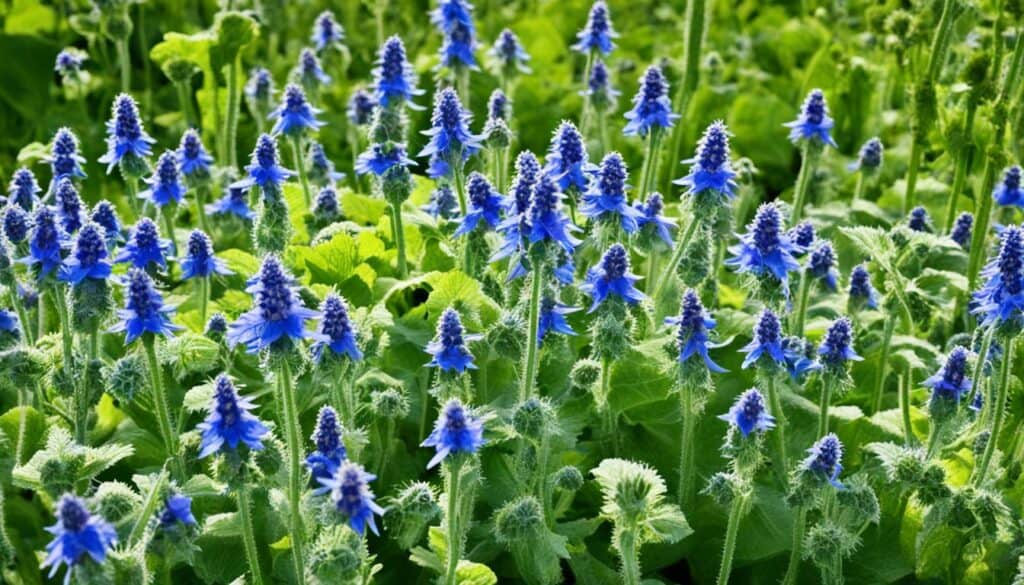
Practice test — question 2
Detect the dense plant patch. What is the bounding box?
[0,0,1022,583]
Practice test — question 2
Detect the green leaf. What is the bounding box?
[342,191,390,225]
[455,561,498,585]
[161,333,221,381]
[0,405,46,463]
[643,504,693,544]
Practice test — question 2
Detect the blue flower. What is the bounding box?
[228,256,323,353]
[455,172,504,237]
[785,89,837,147]
[581,243,645,311]
[538,296,579,342]
[726,202,802,288]
[307,141,345,185]
[373,36,424,109]
[634,192,676,246]
[848,137,883,172]
[423,184,459,219]
[782,336,822,381]
[544,121,596,192]
[181,230,231,280]
[47,128,87,184]
[527,173,581,253]
[297,48,331,89]
[306,406,347,486]
[803,433,844,489]
[115,218,171,270]
[425,307,482,373]
[0,309,18,333]
[623,65,678,137]
[490,28,531,74]
[319,461,385,536]
[431,0,475,32]
[159,494,197,527]
[969,391,983,413]
[419,88,482,175]
[347,89,376,126]
[665,288,727,373]
[110,268,181,343]
[439,21,479,70]
[788,220,815,255]
[818,317,861,369]
[487,89,509,121]
[98,93,155,172]
[206,313,228,337]
[207,185,256,220]
[314,187,340,220]
[993,166,1023,207]
[674,120,737,199]
[808,240,839,291]
[54,49,85,76]
[973,225,1024,327]
[245,67,275,104]
[271,84,325,137]
[20,206,68,279]
[492,152,542,268]
[581,152,642,232]
[312,293,363,362]
[311,10,345,52]
[848,264,879,309]
[924,346,972,403]
[740,308,786,369]
[718,388,775,437]
[231,134,295,191]
[907,206,932,233]
[52,178,85,234]
[6,167,41,211]
[59,223,112,285]
[421,398,485,469]
[197,374,270,458]
[573,1,618,55]
[140,151,187,208]
[91,201,122,245]
[41,495,117,585]
[176,129,214,178]
[582,59,619,111]
[2,205,28,244]
[355,143,416,177]
[950,212,973,250]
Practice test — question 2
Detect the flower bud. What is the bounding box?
[91,481,142,531]
[387,482,441,550]
[552,465,584,492]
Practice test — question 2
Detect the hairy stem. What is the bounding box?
[237,484,265,585]
[519,268,544,401]
[276,360,307,585]
[444,457,466,585]
[290,135,313,209]
[782,506,807,585]
[973,335,1014,485]
[143,336,185,480]
[716,495,745,585]
[790,143,817,224]
[871,316,896,414]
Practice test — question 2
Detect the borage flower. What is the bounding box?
[54,49,86,77]
[634,192,676,245]
[808,241,839,291]
[719,388,775,437]
[181,230,231,280]
[197,374,269,457]
[740,308,785,369]
[320,461,384,535]
[373,36,424,109]
[115,218,171,270]
[665,289,727,372]
[583,59,619,111]
[438,21,479,70]
[785,89,837,148]
[20,206,68,279]
[41,495,117,585]
[176,129,214,178]
[675,120,736,199]
[849,137,883,172]
[425,307,482,373]
[355,143,415,177]
[296,48,331,89]
[307,141,344,185]
[421,398,485,468]
[908,206,932,233]
[573,0,618,55]
[419,88,482,178]
[6,167,41,211]
[527,173,581,253]
[802,433,844,488]
[231,134,295,191]
[487,89,508,122]
[789,221,815,254]
[109,268,181,343]
[454,172,504,236]
[98,93,155,172]
[159,494,197,528]
[490,28,531,75]
[538,297,579,342]
[91,201,122,245]
[311,10,345,52]
[314,187,340,221]
[818,317,861,369]
[782,336,821,381]
[47,128,87,184]
[140,151,186,208]
[347,89,376,126]
[971,225,1024,327]
[623,65,678,137]
[207,185,255,220]
[848,264,879,309]
[423,184,459,219]
[923,346,972,403]
[306,406,347,486]
[431,0,474,32]
[59,223,112,285]
[726,202,802,288]
[993,166,1023,207]
[312,293,362,362]
[581,243,645,311]
[270,84,325,137]
[227,256,322,353]
[545,121,596,193]
[52,178,85,233]
[2,206,29,244]
[581,152,641,233]
[950,212,973,250]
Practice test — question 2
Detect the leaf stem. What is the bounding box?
[519,268,544,402]
[782,506,807,585]
[973,335,1014,485]
[275,359,307,585]
[143,335,185,480]
[790,142,817,224]
[764,371,789,482]
[237,484,265,585]
[444,456,465,585]
[290,135,313,209]
[715,494,745,585]
[871,316,896,414]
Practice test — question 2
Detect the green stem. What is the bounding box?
[677,382,698,508]
[851,173,865,203]
[290,136,313,209]
[818,376,833,438]
[782,507,807,585]
[791,272,811,338]
[50,286,80,440]
[903,138,922,216]
[943,102,978,233]
[519,269,544,402]
[375,0,387,54]
[716,495,745,585]
[618,528,642,585]
[579,51,595,134]
[161,204,178,256]
[276,360,307,585]
[871,316,896,414]
[125,177,140,221]
[117,36,131,92]
[127,469,168,546]
[969,326,994,418]
[194,184,211,235]
[236,485,265,585]
[390,202,408,278]
[176,81,197,129]
[637,130,663,202]
[764,372,789,481]
[899,365,915,446]
[143,336,185,480]
[10,290,34,346]
[444,457,465,585]
[652,216,701,305]
[225,57,242,170]
[790,143,817,224]
[973,335,1014,486]
[453,167,468,216]
[662,0,707,194]
[15,387,28,465]
[198,276,209,326]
